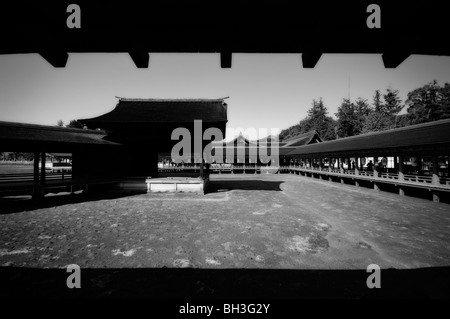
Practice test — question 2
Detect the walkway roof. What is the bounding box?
[0,121,121,152]
[286,119,450,157]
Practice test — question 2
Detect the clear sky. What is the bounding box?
[1,53,450,140]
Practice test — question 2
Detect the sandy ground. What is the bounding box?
[0,173,449,298]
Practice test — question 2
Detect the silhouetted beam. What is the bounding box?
[382,52,410,68]
[301,52,322,68]
[129,51,149,68]
[39,51,69,67]
[220,52,232,68]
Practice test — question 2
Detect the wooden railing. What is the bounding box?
[403,174,433,184]
[286,166,450,190]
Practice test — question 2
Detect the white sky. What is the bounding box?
[1,53,450,140]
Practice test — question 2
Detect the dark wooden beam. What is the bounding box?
[33,152,39,183]
[220,52,232,68]
[129,51,149,68]
[39,51,69,68]
[40,152,46,185]
[301,52,322,68]
[382,52,411,68]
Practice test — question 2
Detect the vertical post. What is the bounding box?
[339,158,344,174]
[200,161,204,179]
[40,152,46,185]
[416,156,422,175]
[329,158,332,172]
[34,152,40,183]
[32,151,40,199]
[398,155,404,181]
[373,156,378,177]
[39,151,46,198]
[432,154,440,186]
[355,157,359,175]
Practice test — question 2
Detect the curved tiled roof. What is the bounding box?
[282,130,322,147]
[78,97,228,125]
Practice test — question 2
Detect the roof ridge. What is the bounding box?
[0,120,105,135]
[324,118,450,143]
[282,130,316,142]
[116,97,229,102]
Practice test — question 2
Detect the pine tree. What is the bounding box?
[336,98,358,138]
[373,90,383,113]
[382,88,403,116]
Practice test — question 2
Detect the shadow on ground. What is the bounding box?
[0,189,146,215]
[207,179,284,193]
[1,266,449,298]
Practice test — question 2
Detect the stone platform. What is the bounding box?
[145,176,209,194]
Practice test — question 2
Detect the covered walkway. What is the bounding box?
[284,119,450,202]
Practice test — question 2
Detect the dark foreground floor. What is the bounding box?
[1,266,450,299]
[1,174,449,298]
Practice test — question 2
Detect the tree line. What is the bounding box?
[279,80,450,141]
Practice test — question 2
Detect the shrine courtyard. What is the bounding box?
[1,173,450,298]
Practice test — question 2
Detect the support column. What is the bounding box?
[32,151,40,199]
[432,154,440,186]
[40,152,46,185]
[34,152,40,183]
[373,156,378,177]
[40,151,46,198]
[398,155,405,182]
[416,156,422,175]
[355,157,359,175]
[200,160,204,179]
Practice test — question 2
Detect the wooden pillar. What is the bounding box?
[398,155,405,181]
[319,158,323,171]
[32,152,40,199]
[416,156,422,175]
[34,152,39,183]
[355,157,359,175]
[329,158,332,172]
[432,154,440,185]
[373,156,378,176]
[339,158,344,174]
[40,152,46,185]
